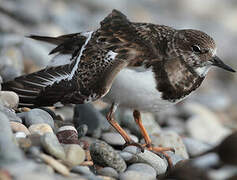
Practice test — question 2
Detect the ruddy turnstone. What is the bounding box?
[2,10,235,163]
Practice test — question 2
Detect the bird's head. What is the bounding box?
[171,29,235,76]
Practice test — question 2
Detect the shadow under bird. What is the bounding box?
[2,9,235,165]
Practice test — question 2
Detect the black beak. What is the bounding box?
[210,56,236,73]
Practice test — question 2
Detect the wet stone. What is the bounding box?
[90,141,127,173]
[40,132,65,160]
[24,108,54,129]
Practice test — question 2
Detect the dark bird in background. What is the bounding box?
[2,10,235,165]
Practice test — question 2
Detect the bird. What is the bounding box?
[2,9,235,164]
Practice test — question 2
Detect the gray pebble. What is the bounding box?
[0,105,22,123]
[71,165,94,176]
[90,141,127,173]
[123,146,167,175]
[24,108,54,128]
[127,163,157,178]
[97,167,119,179]
[0,112,24,166]
[119,151,138,162]
[0,91,19,108]
[183,137,212,157]
[119,170,156,180]
[101,132,138,146]
[40,132,65,160]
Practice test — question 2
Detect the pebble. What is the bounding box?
[77,124,88,138]
[97,167,119,179]
[183,137,212,157]
[127,163,157,178]
[0,112,24,165]
[101,132,138,146]
[0,91,19,108]
[17,173,55,180]
[54,106,74,121]
[24,108,55,129]
[57,126,79,144]
[71,166,94,176]
[90,141,127,173]
[39,153,70,176]
[40,132,65,160]
[63,144,86,167]
[15,132,27,139]
[119,170,156,180]
[150,131,189,159]
[184,103,231,145]
[0,105,22,123]
[28,123,53,135]
[17,137,32,151]
[74,104,110,138]
[123,146,167,175]
[10,121,30,135]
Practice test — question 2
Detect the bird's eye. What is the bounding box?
[191,45,201,53]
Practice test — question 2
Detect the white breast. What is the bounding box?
[103,67,174,112]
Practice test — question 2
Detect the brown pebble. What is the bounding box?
[28,123,53,135]
[10,122,30,135]
[57,126,79,144]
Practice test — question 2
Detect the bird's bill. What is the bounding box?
[210,56,236,72]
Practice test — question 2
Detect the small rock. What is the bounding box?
[17,172,55,180]
[28,134,42,147]
[74,104,109,138]
[63,144,86,167]
[97,167,119,179]
[119,151,137,162]
[90,141,127,173]
[40,132,65,160]
[183,137,212,157]
[10,121,30,135]
[54,106,74,121]
[28,123,53,135]
[127,163,157,178]
[39,153,70,176]
[123,146,167,175]
[17,137,32,151]
[24,108,54,128]
[101,132,138,146]
[0,105,22,123]
[193,153,220,169]
[184,103,231,145]
[0,91,19,108]
[150,131,189,159]
[119,170,155,180]
[71,166,94,176]
[0,112,24,165]
[57,126,79,144]
[77,124,88,138]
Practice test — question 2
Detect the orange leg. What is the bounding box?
[106,103,142,148]
[133,110,174,167]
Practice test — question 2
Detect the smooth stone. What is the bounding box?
[10,121,30,135]
[150,131,189,159]
[40,132,65,160]
[208,166,237,180]
[0,64,21,82]
[90,141,127,173]
[96,175,116,180]
[184,103,231,145]
[28,134,42,147]
[0,91,19,108]
[63,144,86,167]
[17,173,54,180]
[28,123,53,135]
[97,167,119,179]
[54,106,74,121]
[119,170,156,180]
[101,132,138,146]
[17,137,32,151]
[193,153,220,169]
[0,112,24,165]
[165,151,185,166]
[71,166,94,176]
[119,151,137,162]
[0,105,22,123]
[74,104,110,138]
[57,126,79,144]
[39,153,70,176]
[24,108,54,128]
[183,137,212,157]
[127,163,157,178]
[123,146,167,175]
